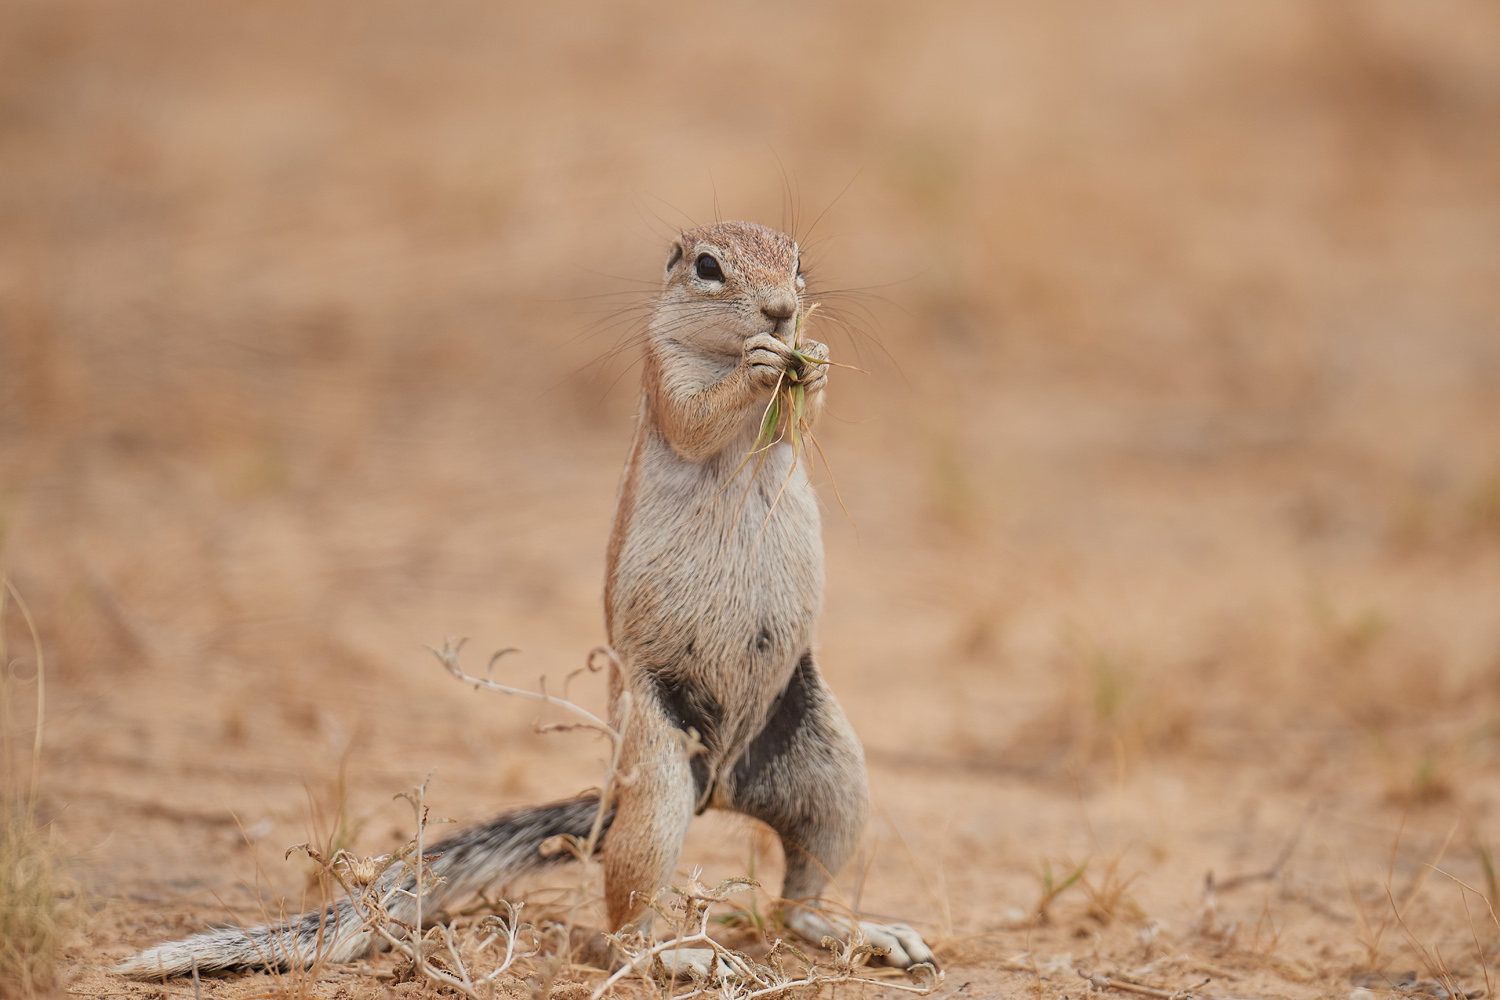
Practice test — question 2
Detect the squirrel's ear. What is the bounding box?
[665,242,684,275]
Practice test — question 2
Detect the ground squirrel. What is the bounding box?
[118,221,935,980]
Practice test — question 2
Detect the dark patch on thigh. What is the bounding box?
[731,651,815,791]
[641,668,720,803]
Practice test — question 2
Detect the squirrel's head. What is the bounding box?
[652,221,804,357]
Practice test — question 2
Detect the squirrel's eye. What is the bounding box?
[695,254,724,282]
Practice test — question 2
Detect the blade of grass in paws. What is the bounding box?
[796,355,869,376]
[754,380,822,546]
[732,302,820,484]
[759,384,806,520]
[682,368,787,540]
[728,371,789,480]
[733,302,859,541]
[762,305,859,533]
[721,368,791,544]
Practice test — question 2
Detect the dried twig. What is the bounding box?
[296,783,537,1000]
[427,638,617,738]
[1079,969,1211,1000]
[1212,800,1317,893]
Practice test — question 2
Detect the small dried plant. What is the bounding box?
[292,772,537,1000]
[1033,857,1088,925]
[1,577,78,999]
[433,638,629,997]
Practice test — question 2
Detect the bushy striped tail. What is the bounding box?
[118,795,610,980]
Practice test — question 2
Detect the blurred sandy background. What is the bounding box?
[2,2,1499,996]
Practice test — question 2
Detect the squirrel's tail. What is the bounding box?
[117,795,610,980]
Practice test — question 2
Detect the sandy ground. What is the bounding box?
[3,2,1500,998]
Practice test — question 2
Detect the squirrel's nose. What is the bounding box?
[761,289,797,322]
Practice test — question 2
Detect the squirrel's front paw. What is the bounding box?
[743,332,797,390]
[789,338,829,394]
[743,333,830,394]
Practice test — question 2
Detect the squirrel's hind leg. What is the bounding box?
[723,653,937,970]
[600,681,699,935]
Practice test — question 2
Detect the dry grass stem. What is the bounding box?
[0,576,75,999]
[1077,970,1211,1000]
